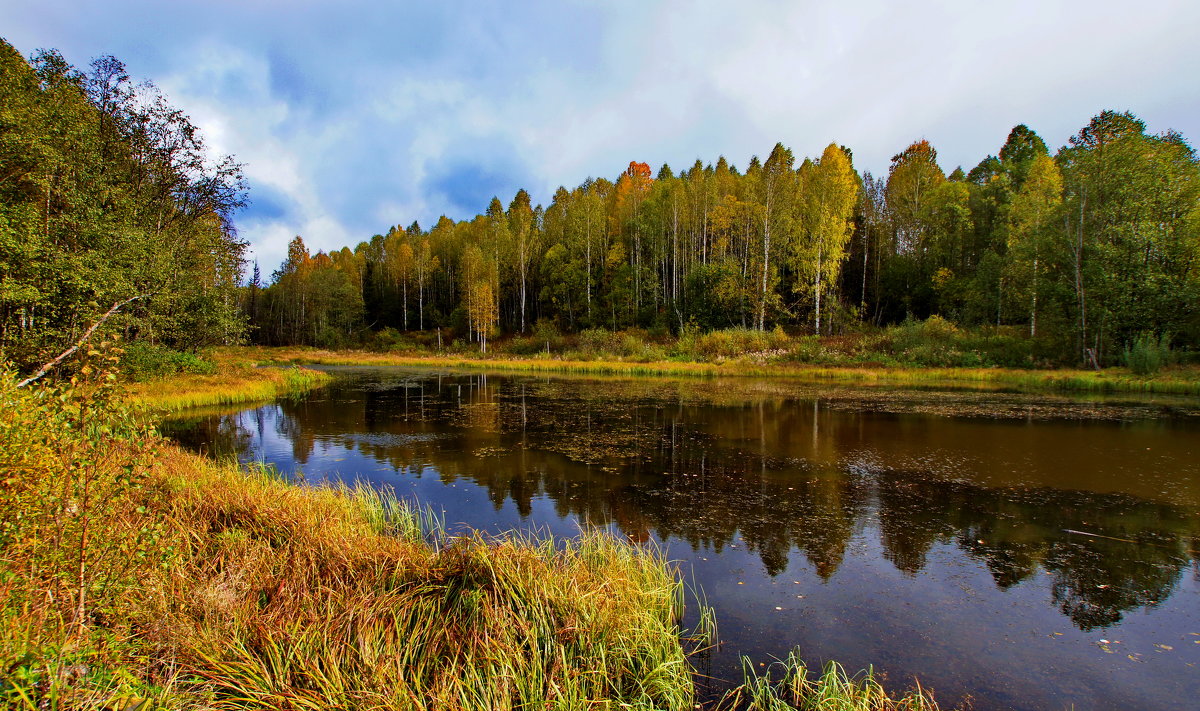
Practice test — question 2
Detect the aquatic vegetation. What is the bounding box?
[719,651,947,710]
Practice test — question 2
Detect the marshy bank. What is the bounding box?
[165,365,1200,710]
[1,358,952,710]
[223,324,1200,396]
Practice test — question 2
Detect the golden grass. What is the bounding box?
[2,371,696,710]
[148,450,695,710]
[123,363,332,412]
[217,346,1200,396]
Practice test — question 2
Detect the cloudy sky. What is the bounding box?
[3,1,1198,271]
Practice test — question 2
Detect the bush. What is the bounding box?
[1125,333,1173,375]
[2,354,170,706]
[576,327,623,356]
[119,342,215,380]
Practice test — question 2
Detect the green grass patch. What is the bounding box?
[718,650,948,710]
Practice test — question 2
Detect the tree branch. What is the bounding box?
[17,295,146,387]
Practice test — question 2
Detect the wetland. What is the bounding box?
[165,368,1200,710]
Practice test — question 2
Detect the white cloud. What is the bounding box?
[3,0,1198,273]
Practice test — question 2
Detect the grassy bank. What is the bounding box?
[227,344,1200,396]
[123,361,332,411]
[1,369,697,709]
[2,356,953,710]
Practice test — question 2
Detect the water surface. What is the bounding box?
[164,368,1200,710]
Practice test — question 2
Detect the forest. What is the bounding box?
[3,39,1199,374]
[250,118,1200,367]
[0,40,246,375]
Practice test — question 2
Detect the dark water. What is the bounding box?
[163,368,1200,710]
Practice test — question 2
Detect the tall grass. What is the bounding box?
[1,363,696,710]
[124,364,331,411]
[223,344,1200,396]
[719,650,946,710]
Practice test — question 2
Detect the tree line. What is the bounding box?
[252,113,1199,365]
[2,42,1196,371]
[0,40,247,374]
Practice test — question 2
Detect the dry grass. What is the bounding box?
[149,451,694,710]
[1,370,696,710]
[219,345,1200,396]
[123,363,331,411]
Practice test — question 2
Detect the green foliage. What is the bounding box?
[119,342,216,380]
[856,317,1034,368]
[682,326,790,359]
[718,650,946,710]
[0,42,248,374]
[1124,333,1173,375]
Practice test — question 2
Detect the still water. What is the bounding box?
[164,368,1200,710]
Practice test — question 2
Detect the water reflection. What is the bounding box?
[166,370,1200,636]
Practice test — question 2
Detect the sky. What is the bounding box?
[3,0,1198,271]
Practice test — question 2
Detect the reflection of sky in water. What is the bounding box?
[165,370,1200,711]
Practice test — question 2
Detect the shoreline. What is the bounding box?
[123,362,332,411]
[217,345,1200,396]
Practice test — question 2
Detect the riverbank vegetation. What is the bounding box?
[123,358,331,411]
[1,358,958,710]
[0,364,696,709]
[224,331,1200,395]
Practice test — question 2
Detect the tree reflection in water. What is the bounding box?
[164,370,1200,633]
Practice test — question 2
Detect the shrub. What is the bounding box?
[119,342,215,380]
[2,353,170,706]
[577,327,619,354]
[1125,333,1173,375]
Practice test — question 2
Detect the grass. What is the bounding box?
[1,364,697,710]
[718,651,945,710]
[123,362,332,411]
[222,344,1200,396]
[163,458,695,710]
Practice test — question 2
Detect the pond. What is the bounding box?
[163,367,1200,710]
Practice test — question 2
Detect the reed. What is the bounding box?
[218,345,1200,396]
[719,650,947,710]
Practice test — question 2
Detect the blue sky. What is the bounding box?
[3,1,1198,271]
